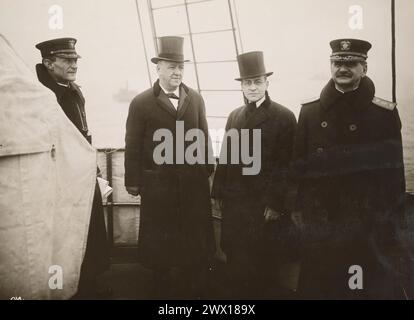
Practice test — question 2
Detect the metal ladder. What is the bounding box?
[147,0,243,94]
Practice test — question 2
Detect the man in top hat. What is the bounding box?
[211,51,297,299]
[124,36,215,299]
[292,39,407,299]
[35,38,110,299]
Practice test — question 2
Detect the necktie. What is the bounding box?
[166,93,179,100]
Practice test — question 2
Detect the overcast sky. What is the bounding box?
[0,0,413,139]
[1,0,413,190]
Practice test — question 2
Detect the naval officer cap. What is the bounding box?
[35,37,81,59]
[330,38,372,62]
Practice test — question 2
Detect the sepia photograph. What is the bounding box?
[0,0,414,306]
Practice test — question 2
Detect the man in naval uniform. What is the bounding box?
[35,38,110,299]
[292,39,407,299]
[212,51,297,299]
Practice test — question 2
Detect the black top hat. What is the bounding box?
[35,37,81,59]
[330,38,372,62]
[151,36,190,64]
[235,51,273,81]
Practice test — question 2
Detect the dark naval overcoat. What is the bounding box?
[292,76,406,299]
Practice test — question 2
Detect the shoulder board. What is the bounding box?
[301,96,320,105]
[372,97,397,111]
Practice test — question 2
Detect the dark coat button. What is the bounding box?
[321,121,328,128]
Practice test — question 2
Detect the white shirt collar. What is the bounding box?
[160,83,180,97]
[249,95,266,108]
[57,82,70,88]
[159,83,180,109]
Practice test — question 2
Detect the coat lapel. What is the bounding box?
[157,91,177,118]
[245,106,269,129]
[153,80,177,118]
[152,80,192,119]
[177,86,190,120]
[233,92,271,129]
[233,106,248,130]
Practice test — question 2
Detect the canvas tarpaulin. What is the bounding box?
[0,34,97,299]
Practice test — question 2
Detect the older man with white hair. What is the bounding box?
[124,36,215,299]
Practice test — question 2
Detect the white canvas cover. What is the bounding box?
[0,34,97,299]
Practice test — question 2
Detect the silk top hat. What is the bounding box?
[35,37,81,59]
[330,38,372,62]
[151,36,190,64]
[235,51,273,81]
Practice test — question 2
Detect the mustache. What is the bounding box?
[336,72,352,77]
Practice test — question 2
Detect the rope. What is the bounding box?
[147,0,159,55]
[183,0,202,93]
[227,0,240,56]
[232,0,244,53]
[391,0,396,103]
[134,0,153,87]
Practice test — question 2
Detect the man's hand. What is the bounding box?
[291,211,305,229]
[264,206,284,222]
[126,186,140,196]
[212,198,223,211]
